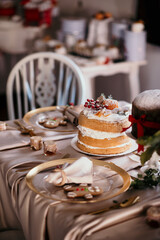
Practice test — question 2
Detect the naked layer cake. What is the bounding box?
[77,94,132,155]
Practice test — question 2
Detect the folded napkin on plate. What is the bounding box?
[64,107,80,126]
[45,157,93,186]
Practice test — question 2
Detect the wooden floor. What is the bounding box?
[0,94,8,121]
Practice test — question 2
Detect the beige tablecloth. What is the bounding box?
[0,122,160,240]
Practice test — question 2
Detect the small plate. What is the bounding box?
[71,136,138,158]
[23,106,77,132]
[26,158,131,204]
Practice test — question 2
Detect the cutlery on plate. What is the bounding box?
[87,196,140,215]
[15,153,71,172]
[14,120,36,136]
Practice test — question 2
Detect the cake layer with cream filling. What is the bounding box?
[77,94,132,155]
[77,139,132,155]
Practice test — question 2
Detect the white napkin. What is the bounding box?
[45,157,93,186]
[65,108,79,126]
[64,106,83,126]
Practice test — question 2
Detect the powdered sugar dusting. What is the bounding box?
[133,90,160,110]
[83,105,130,122]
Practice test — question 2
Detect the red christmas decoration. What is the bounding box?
[122,115,160,152]
[22,0,53,26]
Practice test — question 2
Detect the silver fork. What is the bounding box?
[14,120,36,136]
[16,153,71,173]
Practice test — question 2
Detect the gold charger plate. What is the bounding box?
[26,158,131,204]
[23,106,77,132]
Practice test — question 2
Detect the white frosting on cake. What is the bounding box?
[83,108,129,122]
[77,139,131,149]
[78,125,126,139]
[82,101,131,122]
[133,90,160,110]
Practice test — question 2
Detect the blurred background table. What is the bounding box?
[69,55,147,102]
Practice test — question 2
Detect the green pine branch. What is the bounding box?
[137,130,160,165]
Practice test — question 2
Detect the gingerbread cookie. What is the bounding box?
[38,116,68,129]
[43,120,59,128]
[63,184,103,200]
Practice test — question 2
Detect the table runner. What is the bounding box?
[0,120,76,151]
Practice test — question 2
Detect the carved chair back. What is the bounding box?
[6,52,86,120]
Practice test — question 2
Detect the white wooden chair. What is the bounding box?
[6,52,86,120]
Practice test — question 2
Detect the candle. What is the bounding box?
[30,136,42,151]
[43,140,57,155]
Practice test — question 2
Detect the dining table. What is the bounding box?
[0,106,160,240]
